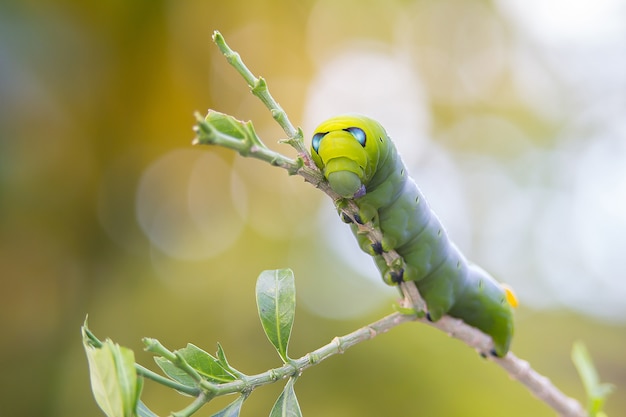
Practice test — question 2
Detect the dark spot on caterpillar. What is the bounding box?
[478,280,485,290]
[340,212,353,223]
[400,168,405,176]
[371,241,383,255]
[426,312,433,322]
[456,261,461,269]
[379,136,383,142]
[354,214,364,225]
[479,352,488,359]
[437,229,442,237]
[489,349,499,357]
[389,268,404,283]
[415,196,420,204]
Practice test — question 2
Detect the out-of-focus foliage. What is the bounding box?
[0,0,624,416]
[82,324,142,417]
[572,342,614,417]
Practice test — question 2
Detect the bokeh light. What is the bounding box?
[136,149,246,261]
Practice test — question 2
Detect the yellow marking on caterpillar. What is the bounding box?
[502,284,519,308]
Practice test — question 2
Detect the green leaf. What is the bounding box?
[155,343,237,385]
[269,378,302,417]
[205,111,248,140]
[180,343,237,382]
[216,343,244,378]
[137,400,159,417]
[572,341,614,416]
[195,110,267,150]
[82,318,104,348]
[216,343,230,368]
[82,324,140,417]
[256,269,296,363]
[154,357,197,391]
[210,395,246,417]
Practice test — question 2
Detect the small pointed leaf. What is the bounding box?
[572,341,614,416]
[216,343,230,368]
[216,343,243,377]
[210,395,246,417]
[256,269,296,362]
[269,377,302,417]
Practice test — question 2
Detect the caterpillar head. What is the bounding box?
[310,114,390,198]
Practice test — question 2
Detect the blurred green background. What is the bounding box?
[1,0,625,416]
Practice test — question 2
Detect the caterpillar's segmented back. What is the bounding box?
[311,114,515,356]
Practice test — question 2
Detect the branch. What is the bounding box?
[212,31,313,166]
[194,31,588,417]
[414,314,586,417]
[494,352,586,417]
[192,312,416,397]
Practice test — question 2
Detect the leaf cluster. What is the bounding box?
[83,269,302,417]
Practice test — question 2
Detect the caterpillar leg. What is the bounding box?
[357,203,378,226]
[385,268,404,284]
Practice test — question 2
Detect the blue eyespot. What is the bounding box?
[344,127,366,146]
[312,132,327,153]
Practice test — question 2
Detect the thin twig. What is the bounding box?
[494,352,587,417]
[212,31,312,166]
[192,312,417,397]
[419,314,586,417]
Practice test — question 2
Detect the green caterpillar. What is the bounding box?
[310,114,516,356]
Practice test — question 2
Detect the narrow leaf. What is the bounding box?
[216,343,243,377]
[134,376,144,414]
[137,400,160,417]
[572,341,614,416]
[269,378,302,417]
[82,317,103,348]
[256,269,296,362]
[210,395,246,417]
[216,343,230,368]
[82,325,139,417]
